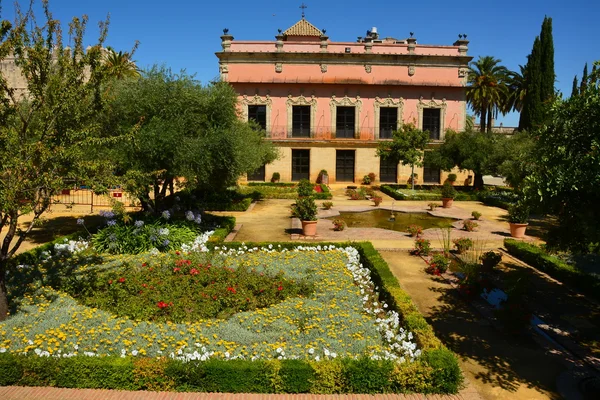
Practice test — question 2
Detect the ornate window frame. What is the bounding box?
[374,96,404,139]
[330,95,362,139]
[417,97,447,141]
[286,95,317,138]
[240,94,272,134]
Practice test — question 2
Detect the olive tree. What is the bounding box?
[0,1,115,320]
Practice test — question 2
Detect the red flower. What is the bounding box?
[277,285,283,291]
[142,284,148,288]
[227,286,237,294]
[142,263,147,267]
[108,280,113,285]
[118,277,126,283]
[157,301,170,309]
[176,251,181,255]
[190,268,199,275]
[173,267,181,272]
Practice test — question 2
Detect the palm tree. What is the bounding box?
[505,65,527,113]
[104,47,140,79]
[466,56,510,132]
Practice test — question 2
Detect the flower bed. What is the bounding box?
[0,241,461,394]
[380,185,479,201]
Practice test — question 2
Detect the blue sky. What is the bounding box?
[3,0,599,126]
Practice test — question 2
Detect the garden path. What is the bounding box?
[379,250,565,400]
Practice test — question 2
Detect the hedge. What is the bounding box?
[380,185,478,202]
[247,182,296,187]
[0,241,462,394]
[504,239,600,302]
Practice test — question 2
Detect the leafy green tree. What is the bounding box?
[497,131,536,189]
[580,63,588,93]
[519,17,555,131]
[105,66,278,211]
[425,130,504,189]
[505,65,527,113]
[539,16,555,104]
[0,2,114,320]
[571,76,579,97]
[377,123,429,190]
[525,61,600,252]
[466,56,510,132]
[104,46,140,79]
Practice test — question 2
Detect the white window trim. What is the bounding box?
[374,96,404,139]
[417,97,447,141]
[330,95,362,139]
[286,95,317,138]
[241,94,272,134]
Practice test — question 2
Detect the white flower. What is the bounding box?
[308,348,315,354]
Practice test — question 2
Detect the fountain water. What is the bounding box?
[389,200,396,221]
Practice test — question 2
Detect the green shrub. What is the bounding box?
[0,353,23,385]
[293,197,318,221]
[411,238,431,256]
[322,201,333,210]
[407,224,423,237]
[133,357,175,391]
[279,360,314,393]
[297,179,314,197]
[309,360,345,394]
[462,220,478,232]
[390,360,434,393]
[421,348,463,393]
[504,239,600,301]
[55,357,136,390]
[441,183,457,199]
[271,172,281,182]
[471,211,482,220]
[446,173,457,183]
[507,202,529,223]
[453,237,473,254]
[342,357,394,393]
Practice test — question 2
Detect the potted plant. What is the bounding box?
[407,224,423,237]
[508,202,529,238]
[453,237,473,254]
[462,220,478,232]
[428,202,439,211]
[445,173,457,185]
[407,173,418,186]
[297,179,314,198]
[480,251,502,271]
[362,174,372,185]
[322,201,333,210]
[441,183,457,208]
[271,172,281,183]
[372,196,382,206]
[332,217,345,231]
[318,169,329,185]
[294,196,318,236]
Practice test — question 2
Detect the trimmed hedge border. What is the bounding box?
[380,185,478,202]
[504,239,600,302]
[1,241,462,394]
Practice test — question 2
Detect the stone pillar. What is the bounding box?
[220,30,233,52]
[276,33,284,52]
[407,37,416,54]
[453,37,469,55]
[364,42,373,53]
[320,34,329,52]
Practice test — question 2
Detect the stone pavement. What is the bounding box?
[0,386,475,400]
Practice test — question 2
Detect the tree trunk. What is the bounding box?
[473,172,484,189]
[486,108,493,132]
[411,164,415,191]
[0,260,8,321]
[480,109,487,132]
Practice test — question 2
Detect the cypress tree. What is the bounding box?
[580,63,588,93]
[591,64,597,85]
[539,16,555,102]
[571,76,578,97]
[519,37,542,130]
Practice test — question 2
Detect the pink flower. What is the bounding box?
[190,268,199,275]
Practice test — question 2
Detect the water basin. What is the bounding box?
[329,209,455,233]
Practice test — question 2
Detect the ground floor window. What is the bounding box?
[291,149,310,181]
[247,164,266,181]
[336,150,355,182]
[422,164,441,184]
[379,157,398,183]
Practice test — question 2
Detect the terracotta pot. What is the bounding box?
[302,220,318,236]
[442,198,454,208]
[509,223,528,238]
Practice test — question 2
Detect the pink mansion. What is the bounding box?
[216,17,472,184]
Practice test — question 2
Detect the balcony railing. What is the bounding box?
[268,126,378,141]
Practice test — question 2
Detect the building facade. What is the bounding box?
[217,18,473,184]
